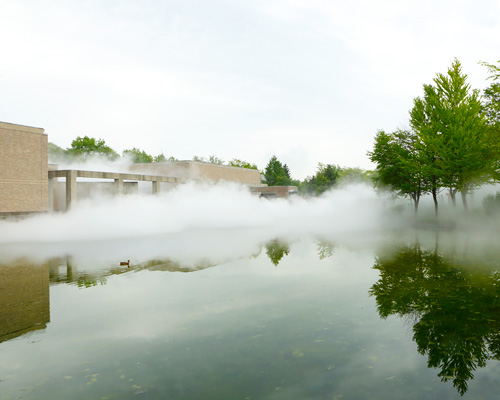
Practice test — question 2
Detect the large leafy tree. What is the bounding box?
[410,59,490,211]
[369,129,428,213]
[67,136,119,160]
[263,155,292,186]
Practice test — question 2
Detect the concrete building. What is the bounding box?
[1,121,296,215]
[250,185,298,198]
[129,160,262,186]
[0,122,48,216]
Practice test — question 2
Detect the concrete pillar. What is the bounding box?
[114,177,123,195]
[48,177,54,212]
[66,170,77,211]
[152,180,160,194]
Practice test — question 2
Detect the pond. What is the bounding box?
[2,226,500,400]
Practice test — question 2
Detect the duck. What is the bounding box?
[120,260,130,266]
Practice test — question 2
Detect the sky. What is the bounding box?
[1,0,499,179]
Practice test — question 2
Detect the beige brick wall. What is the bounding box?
[0,122,48,213]
[130,160,262,185]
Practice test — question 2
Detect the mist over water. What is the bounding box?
[3,175,500,266]
[0,182,384,262]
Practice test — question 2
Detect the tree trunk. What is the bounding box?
[432,188,438,216]
[412,192,420,214]
[449,188,457,207]
[461,190,469,212]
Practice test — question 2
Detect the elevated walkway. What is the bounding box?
[48,170,186,210]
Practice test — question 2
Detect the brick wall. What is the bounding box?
[0,122,48,213]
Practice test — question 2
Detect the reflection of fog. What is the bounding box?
[0,261,50,343]
[370,238,500,395]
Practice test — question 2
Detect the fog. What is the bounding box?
[0,182,384,262]
[2,176,500,267]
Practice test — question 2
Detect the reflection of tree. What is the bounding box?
[76,275,107,288]
[370,242,500,395]
[49,258,217,288]
[316,240,335,260]
[265,240,290,267]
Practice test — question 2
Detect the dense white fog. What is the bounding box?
[0,182,384,262]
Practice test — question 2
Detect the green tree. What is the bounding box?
[301,163,341,195]
[369,129,429,213]
[410,59,490,212]
[48,142,69,162]
[263,155,292,186]
[153,153,177,162]
[337,167,372,185]
[208,155,224,165]
[480,60,500,125]
[123,148,153,163]
[67,136,119,160]
[228,159,258,169]
[192,155,224,164]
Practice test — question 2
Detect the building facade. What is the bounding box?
[129,160,262,186]
[0,122,48,215]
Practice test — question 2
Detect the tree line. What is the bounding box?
[50,58,499,205]
[368,59,500,215]
[48,138,257,169]
[49,138,371,195]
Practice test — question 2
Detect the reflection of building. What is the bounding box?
[0,260,50,343]
[0,122,48,216]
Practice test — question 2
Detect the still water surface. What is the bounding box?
[1,230,500,399]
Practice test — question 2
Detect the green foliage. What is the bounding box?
[208,155,224,165]
[337,167,372,185]
[48,142,69,162]
[301,163,341,195]
[369,129,429,212]
[370,242,500,395]
[67,136,119,161]
[483,192,500,216]
[192,155,224,164]
[228,159,258,169]
[123,148,153,163]
[480,60,500,126]
[316,240,335,260]
[153,153,177,162]
[265,240,290,266]
[371,59,497,215]
[263,155,293,186]
[409,59,492,211]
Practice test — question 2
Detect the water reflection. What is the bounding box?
[370,237,500,395]
[265,239,291,266]
[0,237,336,344]
[0,260,50,343]
[316,239,335,260]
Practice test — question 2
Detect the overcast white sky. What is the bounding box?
[1,0,499,179]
